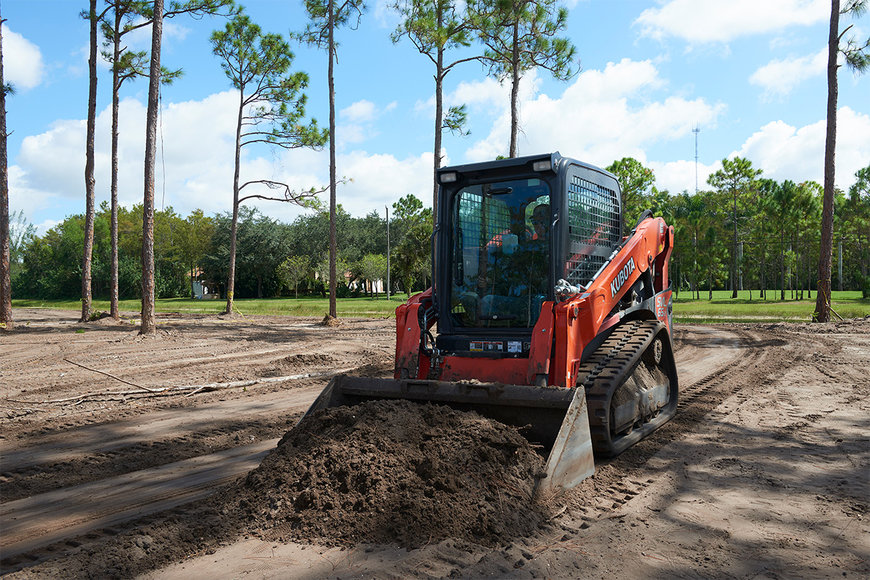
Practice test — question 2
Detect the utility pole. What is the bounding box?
[693,124,700,194]
[385,205,390,301]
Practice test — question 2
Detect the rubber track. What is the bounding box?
[577,320,667,456]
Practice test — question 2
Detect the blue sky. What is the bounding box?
[3,0,869,234]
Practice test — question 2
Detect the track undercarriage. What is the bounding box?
[578,320,679,457]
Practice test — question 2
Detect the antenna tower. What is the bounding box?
[693,124,700,194]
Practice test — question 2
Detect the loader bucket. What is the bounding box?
[301,375,595,496]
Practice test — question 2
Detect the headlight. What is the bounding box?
[532,159,552,172]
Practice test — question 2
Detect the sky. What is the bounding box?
[3,0,869,235]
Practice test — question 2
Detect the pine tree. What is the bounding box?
[212,8,327,316]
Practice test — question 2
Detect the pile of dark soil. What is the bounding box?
[222,399,548,548]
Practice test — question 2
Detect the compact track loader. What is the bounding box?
[304,152,678,495]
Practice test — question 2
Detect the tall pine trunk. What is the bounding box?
[433,65,442,213]
[432,5,444,216]
[814,0,839,322]
[708,270,712,300]
[860,237,867,281]
[81,0,98,322]
[224,88,244,316]
[509,21,520,158]
[109,8,122,320]
[0,5,11,330]
[328,0,337,319]
[141,0,163,335]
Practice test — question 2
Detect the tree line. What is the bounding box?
[10,157,868,304]
[11,194,433,302]
[607,158,870,301]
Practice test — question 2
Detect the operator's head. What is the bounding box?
[532,203,550,240]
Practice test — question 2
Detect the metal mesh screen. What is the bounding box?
[566,176,621,286]
[457,191,484,247]
[455,191,512,248]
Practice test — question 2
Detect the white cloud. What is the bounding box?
[374,0,402,29]
[733,107,870,189]
[338,124,368,146]
[635,0,828,44]
[338,150,435,211]
[465,59,725,166]
[413,96,434,115]
[449,77,511,111]
[340,100,378,123]
[14,90,239,218]
[750,48,827,99]
[414,73,537,129]
[8,89,434,233]
[337,99,398,146]
[653,109,870,194]
[34,219,62,236]
[7,165,57,229]
[243,148,437,222]
[650,159,720,195]
[2,26,45,90]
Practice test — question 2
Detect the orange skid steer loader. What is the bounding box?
[305,152,678,495]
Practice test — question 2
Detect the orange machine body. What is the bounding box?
[395,215,674,389]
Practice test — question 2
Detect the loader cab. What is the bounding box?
[434,153,622,354]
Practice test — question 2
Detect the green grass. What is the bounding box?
[12,290,869,323]
[11,295,403,318]
[673,290,869,323]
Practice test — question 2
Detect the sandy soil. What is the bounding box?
[0,308,867,579]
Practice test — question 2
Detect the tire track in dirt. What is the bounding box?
[0,384,322,471]
[5,345,311,397]
[560,324,834,534]
[0,365,388,502]
[0,440,277,562]
[555,326,788,524]
[1,315,395,440]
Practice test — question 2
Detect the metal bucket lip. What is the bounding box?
[335,375,575,410]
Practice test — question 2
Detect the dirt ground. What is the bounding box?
[0,308,867,579]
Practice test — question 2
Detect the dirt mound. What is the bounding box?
[320,314,340,327]
[221,399,548,548]
[280,353,337,367]
[260,353,341,377]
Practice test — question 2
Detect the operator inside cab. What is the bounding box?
[529,202,550,241]
[449,180,552,329]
